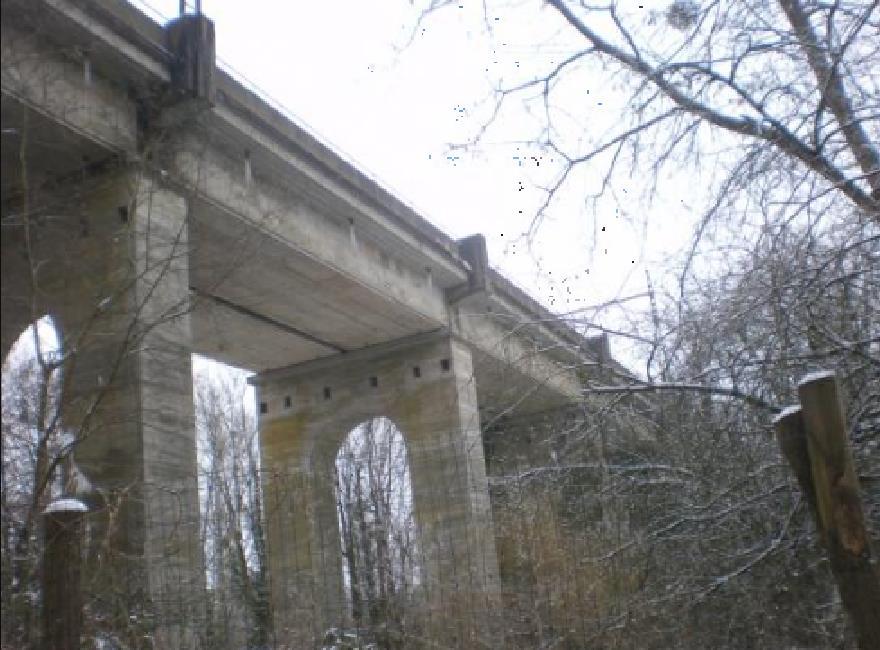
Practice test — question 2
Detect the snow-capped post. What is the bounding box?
[775,371,880,649]
[772,406,820,530]
[41,498,88,650]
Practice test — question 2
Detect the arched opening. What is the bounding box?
[1,316,64,502]
[334,417,420,639]
[1,316,64,645]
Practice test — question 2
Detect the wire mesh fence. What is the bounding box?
[2,444,633,649]
[3,395,869,648]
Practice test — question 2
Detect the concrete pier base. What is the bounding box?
[1,169,205,647]
[253,332,500,646]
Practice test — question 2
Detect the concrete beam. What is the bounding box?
[1,19,138,155]
[208,98,470,289]
[171,131,451,328]
[211,63,470,275]
[249,329,449,387]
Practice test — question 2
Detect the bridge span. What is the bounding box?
[1,0,606,643]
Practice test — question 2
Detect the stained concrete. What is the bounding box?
[1,1,605,645]
[252,332,499,643]
[1,168,204,644]
[1,0,593,390]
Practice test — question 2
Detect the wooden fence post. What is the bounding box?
[773,406,821,530]
[774,371,879,649]
[42,498,88,650]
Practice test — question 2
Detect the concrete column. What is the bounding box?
[70,171,203,647]
[253,332,500,645]
[1,169,205,646]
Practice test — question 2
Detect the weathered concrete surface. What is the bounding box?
[1,0,607,645]
[1,0,594,399]
[253,333,500,644]
[1,168,204,645]
[0,12,138,155]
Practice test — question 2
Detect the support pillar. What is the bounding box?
[68,171,203,647]
[253,332,500,646]
[1,168,205,647]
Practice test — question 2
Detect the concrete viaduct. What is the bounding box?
[1,0,604,643]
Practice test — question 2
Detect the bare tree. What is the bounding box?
[408,1,879,645]
[1,321,66,646]
[194,362,271,649]
[333,417,420,648]
[483,219,878,647]
[422,0,878,236]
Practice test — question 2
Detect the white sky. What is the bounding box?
[133,0,696,348]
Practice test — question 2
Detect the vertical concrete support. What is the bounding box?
[253,332,499,646]
[1,169,204,646]
[68,172,203,646]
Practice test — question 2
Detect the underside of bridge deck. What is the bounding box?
[1,2,604,645]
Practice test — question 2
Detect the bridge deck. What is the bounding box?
[1,0,607,412]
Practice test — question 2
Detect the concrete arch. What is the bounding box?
[1,314,63,367]
[253,332,500,644]
[1,314,64,421]
[1,315,64,505]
